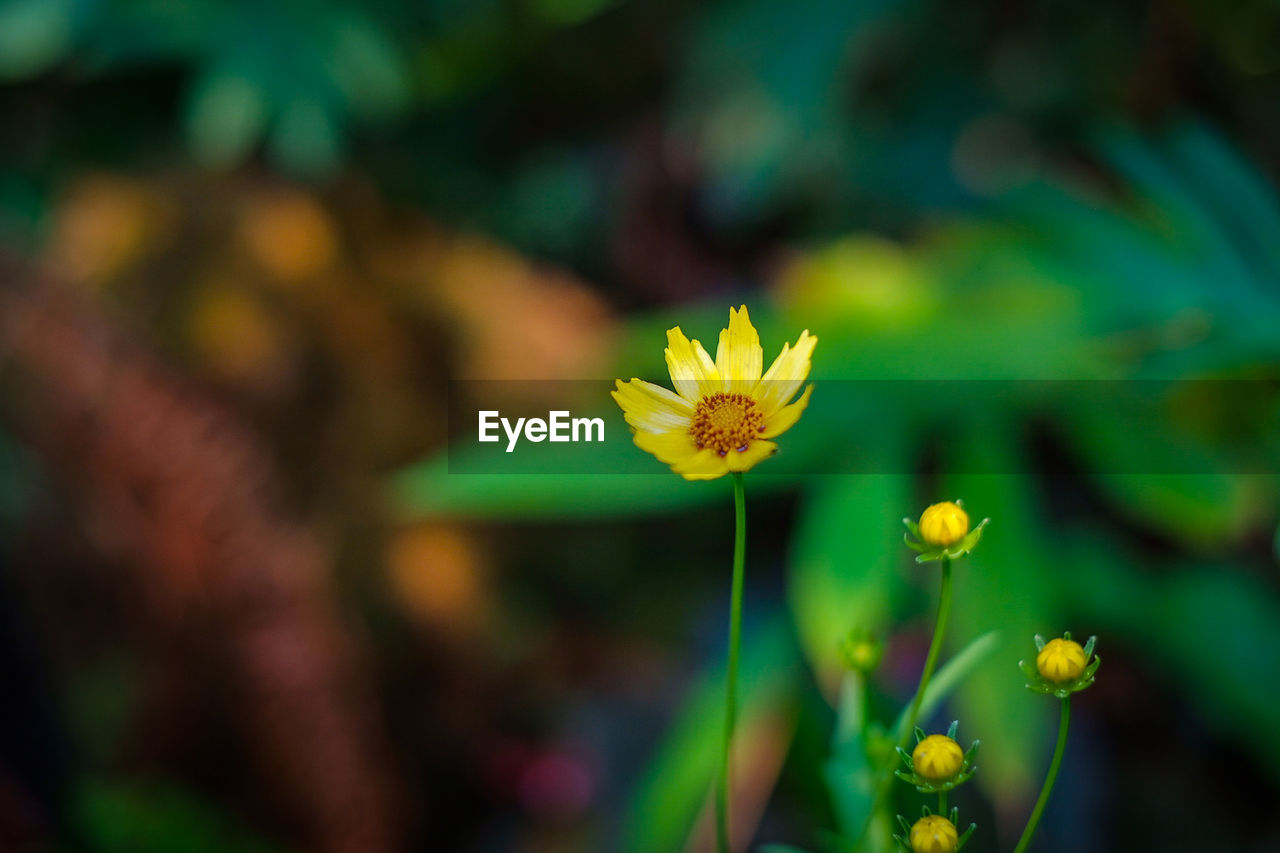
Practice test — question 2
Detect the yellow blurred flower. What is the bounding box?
[187,284,295,392]
[776,235,934,331]
[613,306,815,480]
[424,233,617,381]
[919,501,969,547]
[909,815,958,853]
[47,175,170,287]
[1036,637,1088,684]
[239,190,337,283]
[387,524,488,634]
[912,735,965,782]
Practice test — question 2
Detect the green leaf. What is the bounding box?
[1066,537,1280,784]
[186,70,267,168]
[392,451,809,521]
[1164,121,1280,284]
[788,473,911,685]
[622,619,799,853]
[271,98,341,176]
[823,673,875,839]
[326,13,411,119]
[1066,387,1257,543]
[1092,473,1254,545]
[0,0,75,80]
[889,630,1000,742]
[674,0,893,220]
[75,779,277,853]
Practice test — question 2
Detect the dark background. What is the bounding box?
[2,0,1280,850]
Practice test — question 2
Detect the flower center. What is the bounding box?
[689,392,765,456]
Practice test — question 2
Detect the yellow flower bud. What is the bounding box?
[1036,637,1087,684]
[839,628,884,673]
[847,641,879,670]
[912,734,965,782]
[910,814,958,853]
[918,502,969,547]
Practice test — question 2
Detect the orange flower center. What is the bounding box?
[690,392,765,456]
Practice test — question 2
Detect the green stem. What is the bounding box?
[899,558,953,747]
[1012,697,1071,853]
[716,472,747,853]
[938,790,947,815]
[853,557,954,851]
[860,675,873,739]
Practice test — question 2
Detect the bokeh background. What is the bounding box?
[2,0,1280,851]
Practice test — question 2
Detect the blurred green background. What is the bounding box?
[2,0,1280,851]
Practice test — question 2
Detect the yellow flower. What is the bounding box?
[1037,637,1088,684]
[909,815,958,853]
[912,734,965,782]
[612,306,816,480]
[919,501,969,547]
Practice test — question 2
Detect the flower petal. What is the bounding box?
[672,448,731,480]
[665,327,721,403]
[725,439,778,472]
[612,378,694,433]
[633,428,701,467]
[754,330,817,416]
[759,384,812,438]
[715,305,763,392]
[631,431,729,479]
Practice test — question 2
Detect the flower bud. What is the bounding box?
[839,627,884,673]
[1022,633,1099,697]
[919,502,969,547]
[1036,637,1087,684]
[910,814,958,853]
[912,734,965,782]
